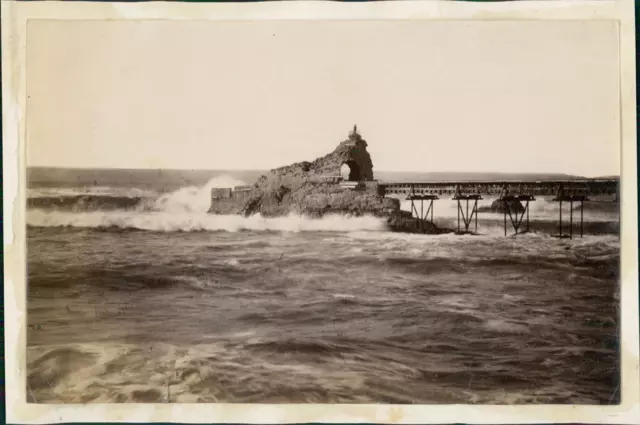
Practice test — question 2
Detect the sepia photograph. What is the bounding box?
[0,0,635,419]
[21,18,624,407]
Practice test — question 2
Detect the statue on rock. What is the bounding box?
[349,125,362,141]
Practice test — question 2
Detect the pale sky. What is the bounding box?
[27,20,620,176]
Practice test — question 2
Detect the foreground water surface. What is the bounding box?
[26,170,620,404]
[27,225,619,404]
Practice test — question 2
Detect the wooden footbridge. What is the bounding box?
[378,179,619,238]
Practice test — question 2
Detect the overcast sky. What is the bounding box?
[27,20,620,176]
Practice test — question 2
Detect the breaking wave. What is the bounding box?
[27,174,619,234]
[153,175,248,214]
[27,175,248,214]
[27,175,388,233]
[26,211,387,233]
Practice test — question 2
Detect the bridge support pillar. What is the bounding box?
[453,194,482,234]
[500,195,535,236]
[408,194,439,234]
[552,195,587,239]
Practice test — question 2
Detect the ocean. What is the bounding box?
[26,168,620,404]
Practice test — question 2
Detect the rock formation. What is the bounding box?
[386,213,452,234]
[208,126,446,234]
[477,199,525,214]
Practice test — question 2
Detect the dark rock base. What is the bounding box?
[386,212,453,234]
[477,199,525,214]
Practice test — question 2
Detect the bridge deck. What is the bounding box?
[378,179,619,197]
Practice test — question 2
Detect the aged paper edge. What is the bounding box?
[2,0,638,423]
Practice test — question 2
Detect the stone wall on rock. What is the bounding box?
[211,188,232,200]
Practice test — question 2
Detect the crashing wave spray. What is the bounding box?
[27,175,388,232]
[152,176,249,213]
[26,210,387,233]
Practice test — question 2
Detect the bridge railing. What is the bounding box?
[378,179,619,197]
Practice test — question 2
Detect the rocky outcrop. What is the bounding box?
[209,126,390,217]
[386,211,452,234]
[239,180,400,218]
[307,127,374,182]
[477,199,525,214]
[208,126,445,234]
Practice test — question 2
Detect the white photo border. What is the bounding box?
[3,0,637,423]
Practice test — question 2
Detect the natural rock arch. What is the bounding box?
[340,161,362,181]
[209,126,378,217]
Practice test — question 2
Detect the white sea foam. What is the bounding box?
[27,175,392,232]
[484,319,531,334]
[27,175,618,233]
[26,210,387,233]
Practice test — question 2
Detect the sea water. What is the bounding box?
[26,169,620,404]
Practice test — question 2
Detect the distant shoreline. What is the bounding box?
[27,166,620,184]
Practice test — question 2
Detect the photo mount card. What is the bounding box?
[2,0,638,424]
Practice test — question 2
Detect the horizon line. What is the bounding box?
[25,165,618,179]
